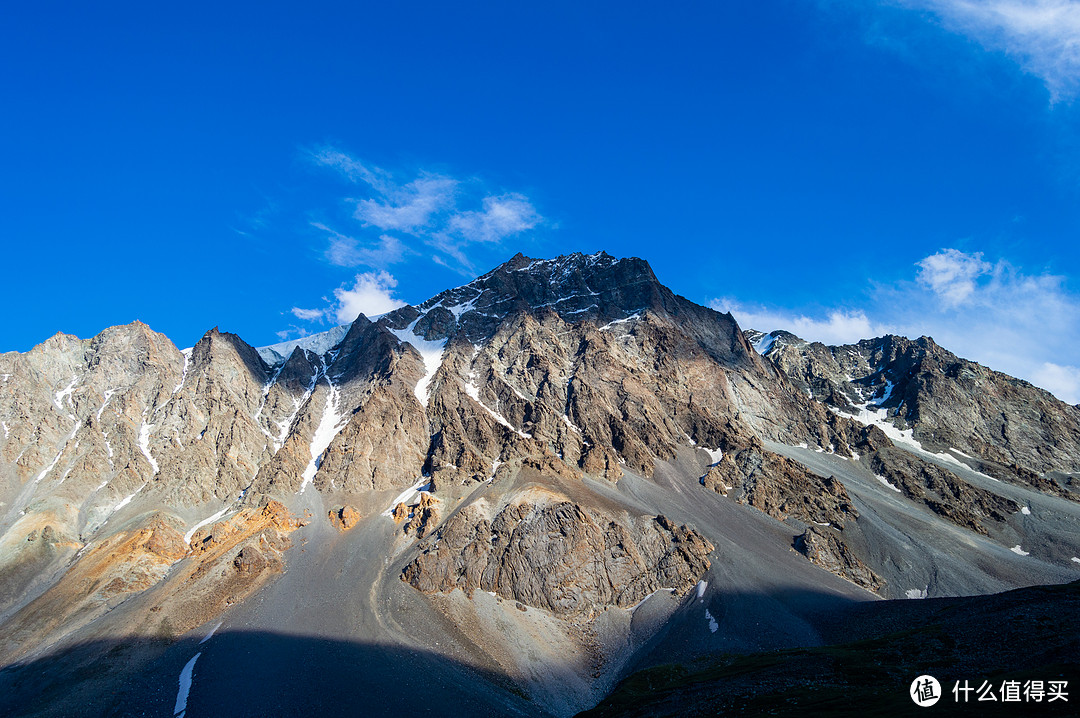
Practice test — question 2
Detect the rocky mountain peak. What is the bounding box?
[373,250,670,346]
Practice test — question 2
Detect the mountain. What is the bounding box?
[1,251,1078,717]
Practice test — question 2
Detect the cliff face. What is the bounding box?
[403,494,714,617]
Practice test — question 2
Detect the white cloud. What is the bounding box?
[1030,362,1080,403]
[894,0,1080,99]
[331,271,407,323]
[285,271,408,327]
[712,300,893,345]
[290,307,325,321]
[713,247,1080,403]
[916,248,992,306]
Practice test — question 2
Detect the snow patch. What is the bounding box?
[96,390,114,420]
[54,376,78,416]
[300,377,348,494]
[174,652,201,716]
[256,325,349,365]
[199,621,223,644]
[113,484,144,513]
[1,421,7,439]
[599,311,642,332]
[874,475,902,493]
[753,333,776,354]
[833,381,928,453]
[705,608,718,633]
[905,588,928,599]
[1072,557,1080,564]
[447,295,478,319]
[704,448,723,465]
[184,506,232,544]
[275,361,321,447]
[626,587,674,611]
[464,379,531,438]
[382,478,431,516]
[390,319,447,407]
[34,426,78,484]
[1021,506,1031,515]
[139,420,159,474]
[837,401,1003,484]
[173,349,191,394]
[1010,545,1030,556]
[695,580,708,600]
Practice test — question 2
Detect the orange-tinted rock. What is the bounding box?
[328,505,361,531]
[404,493,439,538]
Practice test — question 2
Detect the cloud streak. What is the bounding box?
[310,148,543,273]
[894,0,1080,99]
[313,222,409,268]
[715,248,1080,403]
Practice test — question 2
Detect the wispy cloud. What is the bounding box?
[281,149,544,339]
[312,222,409,268]
[890,1,1080,100]
[445,193,542,244]
[275,324,312,341]
[353,174,458,232]
[309,147,543,273]
[310,147,389,188]
[715,247,1080,403]
[290,307,325,321]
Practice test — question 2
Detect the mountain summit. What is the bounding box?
[1,252,1078,717]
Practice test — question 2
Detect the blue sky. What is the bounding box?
[3,1,1079,400]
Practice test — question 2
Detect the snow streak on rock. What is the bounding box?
[174,652,201,717]
[390,318,447,408]
[184,506,232,544]
[464,378,531,439]
[139,419,159,474]
[300,373,348,494]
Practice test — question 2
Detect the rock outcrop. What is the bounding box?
[701,437,858,529]
[794,526,883,593]
[328,505,361,532]
[402,497,714,617]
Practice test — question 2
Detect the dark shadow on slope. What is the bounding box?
[579,580,1080,718]
[0,630,541,718]
[3,579,1077,718]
